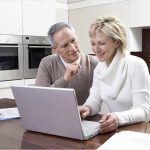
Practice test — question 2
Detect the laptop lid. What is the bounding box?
[11,86,85,140]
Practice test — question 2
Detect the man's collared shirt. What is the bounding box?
[60,54,81,68]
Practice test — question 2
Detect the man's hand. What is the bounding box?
[99,113,118,133]
[64,62,81,81]
[79,106,91,118]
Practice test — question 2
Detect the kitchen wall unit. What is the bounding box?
[129,0,150,27]
[130,29,150,72]
[22,0,55,36]
[128,0,150,51]
[128,28,142,52]
[0,0,56,36]
[0,0,22,35]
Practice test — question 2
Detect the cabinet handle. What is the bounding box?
[28,46,51,48]
[0,45,20,48]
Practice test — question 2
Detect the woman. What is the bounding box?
[80,16,150,133]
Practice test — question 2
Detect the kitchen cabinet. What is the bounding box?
[0,0,56,36]
[24,79,36,86]
[129,0,150,27]
[0,80,24,99]
[128,28,142,52]
[0,79,36,99]
[0,89,14,99]
[0,0,22,35]
[22,0,56,36]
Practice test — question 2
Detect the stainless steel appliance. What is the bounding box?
[0,35,23,81]
[23,35,52,79]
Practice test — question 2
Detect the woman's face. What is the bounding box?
[90,31,120,65]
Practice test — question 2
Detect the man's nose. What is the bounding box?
[68,43,76,52]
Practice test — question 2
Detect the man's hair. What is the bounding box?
[48,22,75,48]
[89,15,127,54]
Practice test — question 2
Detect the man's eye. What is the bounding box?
[71,39,76,43]
[91,43,95,46]
[100,42,106,45]
[63,44,68,48]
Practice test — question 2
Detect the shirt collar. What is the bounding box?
[60,54,81,68]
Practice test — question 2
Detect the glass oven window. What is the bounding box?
[0,44,18,70]
[28,45,52,69]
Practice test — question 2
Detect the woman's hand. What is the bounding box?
[99,113,118,133]
[79,105,91,118]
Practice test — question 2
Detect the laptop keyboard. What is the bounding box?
[81,120,100,138]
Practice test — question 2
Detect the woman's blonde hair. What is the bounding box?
[89,15,127,54]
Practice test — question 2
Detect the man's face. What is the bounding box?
[53,27,80,63]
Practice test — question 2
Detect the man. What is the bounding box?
[35,22,98,105]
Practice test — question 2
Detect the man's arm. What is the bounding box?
[35,58,81,87]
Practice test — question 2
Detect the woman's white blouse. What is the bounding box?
[84,51,150,126]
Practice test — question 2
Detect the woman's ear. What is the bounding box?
[116,40,121,49]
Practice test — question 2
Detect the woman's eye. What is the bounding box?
[100,43,105,45]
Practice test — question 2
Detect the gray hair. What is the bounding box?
[48,22,75,48]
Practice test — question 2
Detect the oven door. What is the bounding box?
[23,44,52,79]
[0,44,23,81]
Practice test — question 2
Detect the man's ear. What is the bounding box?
[53,47,59,54]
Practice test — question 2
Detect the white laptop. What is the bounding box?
[11,85,100,140]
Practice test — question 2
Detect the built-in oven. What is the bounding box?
[23,35,52,79]
[0,35,23,81]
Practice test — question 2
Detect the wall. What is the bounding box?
[68,0,129,54]
[56,0,68,3]
[68,0,86,3]
[55,8,68,23]
[55,1,68,23]
[56,0,85,3]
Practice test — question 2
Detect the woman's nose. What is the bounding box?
[94,44,100,52]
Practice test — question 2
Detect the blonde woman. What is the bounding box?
[80,16,150,133]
